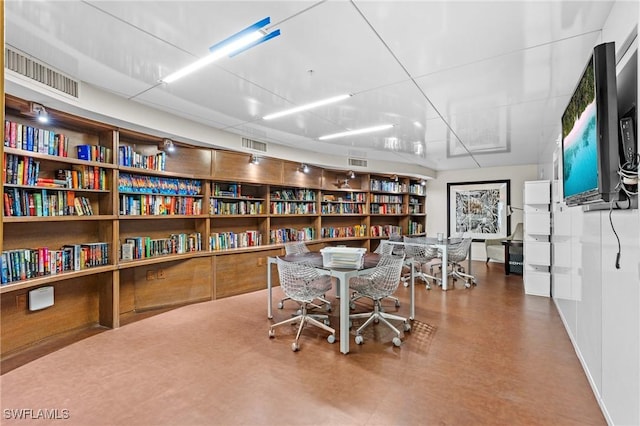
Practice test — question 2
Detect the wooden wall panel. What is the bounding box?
[213,150,282,184]
[282,161,322,189]
[1,275,102,355]
[131,257,212,311]
[214,248,282,299]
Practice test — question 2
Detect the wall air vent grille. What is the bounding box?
[241,138,267,152]
[4,47,79,98]
[348,158,368,167]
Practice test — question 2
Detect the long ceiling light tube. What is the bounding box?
[318,124,394,141]
[161,17,279,84]
[263,94,352,120]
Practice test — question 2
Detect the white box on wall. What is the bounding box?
[28,286,54,311]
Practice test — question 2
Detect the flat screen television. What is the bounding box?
[561,42,620,206]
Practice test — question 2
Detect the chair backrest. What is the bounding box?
[362,254,406,300]
[447,238,472,262]
[276,257,328,303]
[403,236,439,261]
[374,240,395,255]
[284,241,310,255]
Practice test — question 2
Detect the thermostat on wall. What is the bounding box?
[28,286,54,311]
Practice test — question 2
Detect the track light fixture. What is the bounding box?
[162,139,176,153]
[420,179,427,186]
[348,170,356,179]
[29,102,49,123]
[391,174,398,182]
[300,163,310,173]
[250,154,260,165]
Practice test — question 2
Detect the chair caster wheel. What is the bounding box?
[349,302,355,310]
[403,323,411,332]
[465,282,471,288]
[295,309,302,316]
[395,300,401,307]
[268,329,275,338]
[291,342,299,352]
[327,334,336,344]
[277,302,284,309]
[392,337,402,347]
[325,304,332,312]
[323,319,331,326]
[355,335,364,345]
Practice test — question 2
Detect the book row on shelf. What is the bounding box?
[370,204,404,214]
[321,203,366,215]
[4,188,94,217]
[119,194,203,216]
[269,201,316,215]
[209,231,262,250]
[320,225,367,239]
[321,193,367,202]
[269,227,315,244]
[213,183,243,198]
[370,225,403,238]
[370,179,408,193]
[4,154,109,191]
[270,188,316,201]
[209,199,264,215]
[120,233,202,261]
[408,221,424,235]
[1,243,109,285]
[370,194,404,203]
[118,145,166,171]
[118,173,202,196]
[4,119,71,157]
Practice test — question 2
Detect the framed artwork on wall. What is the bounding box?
[447,179,511,240]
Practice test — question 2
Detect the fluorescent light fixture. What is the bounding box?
[318,124,393,141]
[161,17,280,84]
[263,94,351,120]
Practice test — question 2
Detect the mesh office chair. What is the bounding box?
[403,236,441,290]
[269,257,336,351]
[350,240,401,309]
[348,254,410,347]
[445,237,476,288]
[278,241,332,312]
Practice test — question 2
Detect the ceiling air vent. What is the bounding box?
[241,138,267,152]
[4,47,79,98]
[348,158,368,167]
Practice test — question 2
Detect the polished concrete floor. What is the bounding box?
[0,262,605,425]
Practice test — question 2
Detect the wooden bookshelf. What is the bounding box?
[1,94,429,360]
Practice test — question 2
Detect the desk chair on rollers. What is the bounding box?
[348,254,410,347]
[278,241,332,312]
[269,257,336,352]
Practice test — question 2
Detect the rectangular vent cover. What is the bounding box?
[5,47,79,98]
[241,138,267,152]
[348,158,368,167]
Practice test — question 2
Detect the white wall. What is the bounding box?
[426,164,538,260]
[550,1,640,424]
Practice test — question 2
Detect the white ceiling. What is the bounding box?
[4,0,616,172]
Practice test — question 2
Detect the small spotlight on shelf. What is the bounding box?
[300,163,310,173]
[163,139,176,153]
[348,170,356,179]
[420,179,427,186]
[391,174,398,182]
[29,102,49,123]
[250,154,260,165]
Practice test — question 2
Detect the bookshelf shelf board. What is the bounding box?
[3,184,110,194]
[211,196,265,201]
[369,213,406,217]
[3,147,118,169]
[210,214,268,218]
[118,165,208,180]
[318,236,368,243]
[117,214,209,220]
[3,214,117,223]
[321,213,367,217]
[209,243,282,256]
[119,191,203,197]
[0,265,116,294]
[117,251,211,269]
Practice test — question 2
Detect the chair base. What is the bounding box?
[269,303,335,351]
[349,302,410,347]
